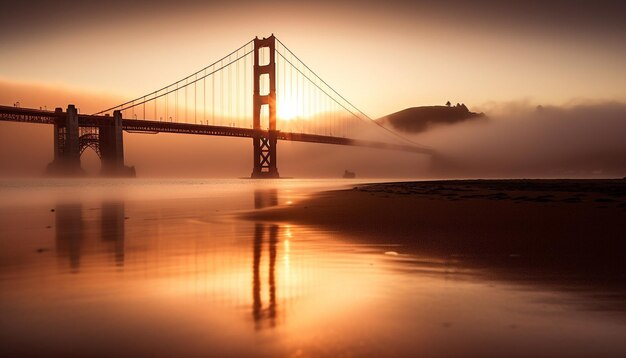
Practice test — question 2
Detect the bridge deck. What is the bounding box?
[0,105,432,154]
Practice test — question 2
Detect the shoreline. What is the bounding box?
[246,179,626,258]
[245,179,626,306]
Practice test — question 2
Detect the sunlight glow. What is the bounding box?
[283,239,291,275]
[278,100,298,120]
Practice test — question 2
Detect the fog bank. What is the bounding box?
[420,101,626,178]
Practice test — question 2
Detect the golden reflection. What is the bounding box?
[283,240,291,282]
[3,182,626,357]
[46,189,380,335]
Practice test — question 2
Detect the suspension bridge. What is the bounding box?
[0,35,433,178]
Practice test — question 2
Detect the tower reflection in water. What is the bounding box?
[253,189,279,329]
[52,190,289,330]
[54,202,126,272]
[54,204,84,272]
[101,202,125,267]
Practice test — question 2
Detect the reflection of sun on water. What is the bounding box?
[284,239,290,275]
[284,226,291,275]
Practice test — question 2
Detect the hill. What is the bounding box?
[377,104,485,133]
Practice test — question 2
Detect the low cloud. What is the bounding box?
[420,101,626,178]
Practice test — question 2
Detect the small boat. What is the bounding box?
[342,170,356,179]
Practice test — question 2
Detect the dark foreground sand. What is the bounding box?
[247,179,626,308]
[248,179,626,257]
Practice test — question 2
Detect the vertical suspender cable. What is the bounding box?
[212,65,215,125]
[235,50,238,126]
[228,54,232,126]
[175,84,178,121]
[243,49,245,126]
[281,49,285,131]
[220,60,224,126]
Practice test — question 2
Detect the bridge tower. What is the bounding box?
[251,35,279,178]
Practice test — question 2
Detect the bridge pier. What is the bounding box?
[99,110,135,177]
[251,35,280,179]
[46,105,82,176]
[46,105,135,177]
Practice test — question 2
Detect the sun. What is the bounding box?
[278,99,298,121]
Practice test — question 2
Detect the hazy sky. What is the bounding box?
[1,0,625,116]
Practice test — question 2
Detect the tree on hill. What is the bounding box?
[445,101,451,107]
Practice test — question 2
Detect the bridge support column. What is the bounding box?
[46,105,82,176]
[251,35,280,179]
[100,110,135,177]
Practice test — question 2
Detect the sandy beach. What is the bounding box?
[247,179,626,254]
[1,179,626,357]
[247,179,626,306]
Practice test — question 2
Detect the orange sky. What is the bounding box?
[1,1,625,117]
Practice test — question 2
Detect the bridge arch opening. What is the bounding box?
[80,147,102,176]
[78,132,102,176]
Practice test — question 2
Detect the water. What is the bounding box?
[0,179,625,357]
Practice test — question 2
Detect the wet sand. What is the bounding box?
[247,179,626,255]
[2,179,626,357]
[247,179,626,308]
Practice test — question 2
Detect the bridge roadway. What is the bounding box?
[0,105,432,154]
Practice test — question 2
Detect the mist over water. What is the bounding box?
[420,101,626,178]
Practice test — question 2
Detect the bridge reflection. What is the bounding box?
[101,202,126,267]
[54,202,126,272]
[252,189,280,329]
[52,189,290,329]
[54,204,84,272]
[252,224,278,328]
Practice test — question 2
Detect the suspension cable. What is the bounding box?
[94,40,254,115]
[275,37,428,148]
[99,49,253,115]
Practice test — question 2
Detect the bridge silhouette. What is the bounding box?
[0,35,432,178]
